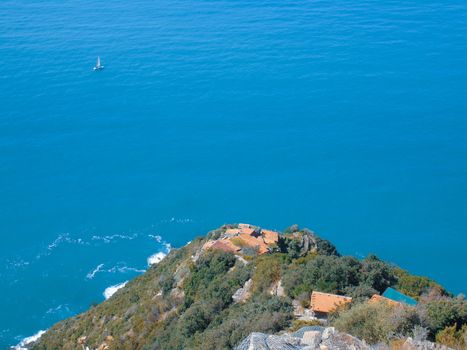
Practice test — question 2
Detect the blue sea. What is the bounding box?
[1,0,466,347]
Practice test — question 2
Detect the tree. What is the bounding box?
[360,254,397,293]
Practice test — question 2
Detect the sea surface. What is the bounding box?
[1,0,466,347]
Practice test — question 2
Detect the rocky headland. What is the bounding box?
[24,224,466,350]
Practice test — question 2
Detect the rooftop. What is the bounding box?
[310,291,352,313]
[203,224,280,256]
[382,287,417,306]
[369,294,402,307]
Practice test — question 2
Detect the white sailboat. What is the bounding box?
[93,56,104,71]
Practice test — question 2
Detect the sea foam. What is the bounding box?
[147,251,167,266]
[86,263,145,280]
[103,281,128,300]
[86,263,104,279]
[13,330,46,350]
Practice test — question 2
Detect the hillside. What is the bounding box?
[30,224,466,350]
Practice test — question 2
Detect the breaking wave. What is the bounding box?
[13,330,46,350]
[147,251,167,266]
[146,234,171,266]
[103,281,128,300]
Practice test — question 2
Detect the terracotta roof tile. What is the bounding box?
[310,291,352,313]
[239,227,257,236]
[225,228,240,236]
[262,229,279,244]
[202,240,216,250]
[237,233,269,254]
[210,240,240,253]
[369,294,402,307]
[238,223,252,229]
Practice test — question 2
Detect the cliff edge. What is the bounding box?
[26,224,466,350]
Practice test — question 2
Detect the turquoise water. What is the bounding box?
[1,0,466,347]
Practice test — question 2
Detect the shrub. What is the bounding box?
[251,254,284,294]
[345,284,379,300]
[190,295,293,350]
[315,237,339,256]
[331,302,412,344]
[282,255,362,298]
[419,296,467,335]
[183,250,236,305]
[230,237,248,248]
[360,254,397,293]
[289,319,323,332]
[395,268,445,298]
[436,324,467,349]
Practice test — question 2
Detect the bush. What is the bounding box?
[251,254,284,294]
[315,237,339,256]
[436,324,467,349]
[183,250,236,305]
[345,284,379,301]
[395,268,445,298]
[360,254,397,293]
[419,296,467,335]
[190,295,293,350]
[289,319,323,332]
[332,302,405,343]
[282,255,362,298]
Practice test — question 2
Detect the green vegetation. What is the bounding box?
[420,295,467,335]
[251,254,285,294]
[281,254,396,302]
[436,324,467,349]
[32,224,466,350]
[394,268,446,299]
[331,292,467,346]
[331,302,407,343]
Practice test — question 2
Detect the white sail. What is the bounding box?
[93,56,103,70]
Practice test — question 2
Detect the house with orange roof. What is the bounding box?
[237,233,269,254]
[205,224,280,256]
[261,229,279,244]
[238,223,252,229]
[224,228,241,236]
[210,240,240,254]
[238,224,260,237]
[310,291,352,316]
[369,294,402,307]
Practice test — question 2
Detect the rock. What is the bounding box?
[321,327,335,340]
[173,261,190,287]
[301,330,322,348]
[77,336,87,345]
[320,327,370,350]
[235,327,370,350]
[235,332,302,350]
[124,304,138,318]
[401,337,454,350]
[235,254,249,265]
[232,278,252,303]
[270,279,285,297]
[234,328,452,350]
[292,300,317,321]
[170,287,185,301]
